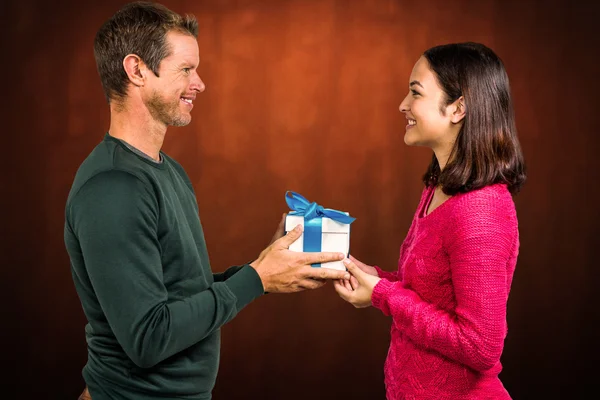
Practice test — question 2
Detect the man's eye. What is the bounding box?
[183,68,191,74]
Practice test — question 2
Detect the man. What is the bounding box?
[65,2,350,399]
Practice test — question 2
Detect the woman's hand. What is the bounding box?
[334,258,381,308]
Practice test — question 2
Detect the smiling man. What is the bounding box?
[64,2,350,399]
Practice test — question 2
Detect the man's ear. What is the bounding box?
[450,96,466,124]
[122,54,147,87]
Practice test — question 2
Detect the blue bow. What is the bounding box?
[285,191,355,224]
[285,191,354,267]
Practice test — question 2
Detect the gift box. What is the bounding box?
[284,191,355,271]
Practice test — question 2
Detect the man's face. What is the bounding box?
[143,31,205,127]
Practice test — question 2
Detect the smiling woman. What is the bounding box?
[334,42,526,400]
[417,43,525,196]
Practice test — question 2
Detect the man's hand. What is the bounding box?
[250,224,350,293]
[78,387,92,400]
[334,258,381,308]
[269,213,287,245]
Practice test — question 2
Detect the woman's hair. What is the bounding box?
[421,42,526,195]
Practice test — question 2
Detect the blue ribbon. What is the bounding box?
[285,191,355,267]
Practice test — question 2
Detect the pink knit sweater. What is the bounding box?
[372,184,519,400]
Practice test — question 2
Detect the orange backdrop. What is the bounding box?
[3,0,598,398]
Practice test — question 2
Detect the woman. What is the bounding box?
[334,42,526,399]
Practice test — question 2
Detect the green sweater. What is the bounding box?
[64,133,264,399]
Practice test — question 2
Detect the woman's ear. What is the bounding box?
[451,96,466,124]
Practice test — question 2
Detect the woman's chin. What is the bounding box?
[403,131,419,146]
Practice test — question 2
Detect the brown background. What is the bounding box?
[2,0,598,398]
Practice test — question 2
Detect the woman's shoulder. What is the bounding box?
[455,183,513,207]
[447,184,517,226]
[444,184,519,253]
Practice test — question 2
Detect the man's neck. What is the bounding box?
[108,101,166,162]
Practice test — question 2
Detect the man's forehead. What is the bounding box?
[166,32,198,50]
[164,33,199,63]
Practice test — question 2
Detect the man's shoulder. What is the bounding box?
[161,152,187,175]
[66,136,154,207]
[161,152,195,190]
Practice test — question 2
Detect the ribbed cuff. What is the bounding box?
[371,278,395,315]
[373,265,385,277]
[374,266,398,282]
[224,265,265,311]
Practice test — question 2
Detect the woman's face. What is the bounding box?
[399,57,463,155]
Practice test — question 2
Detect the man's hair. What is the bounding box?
[422,42,526,195]
[94,1,198,103]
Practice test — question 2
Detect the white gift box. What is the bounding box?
[284,214,350,271]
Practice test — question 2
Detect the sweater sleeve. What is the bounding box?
[213,265,245,282]
[373,266,399,282]
[69,170,264,368]
[371,193,517,372]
